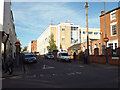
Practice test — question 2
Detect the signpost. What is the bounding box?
[15,42,20,47]
[104,37,109,43]
[15,42,20,66]
[104,37,109,64]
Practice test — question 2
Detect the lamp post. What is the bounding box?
[104,2,108,64]
[84,2,89,57]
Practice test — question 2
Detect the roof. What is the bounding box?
[100,7,120,17]
[68,43,81,50]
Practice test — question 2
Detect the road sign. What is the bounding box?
[104,37,109,42]
[15,42,20,47]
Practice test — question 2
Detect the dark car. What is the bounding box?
[44,53,54,59]
[24,54,37,63]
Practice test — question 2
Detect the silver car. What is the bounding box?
[44,53,54,59]
[24,54,37,63]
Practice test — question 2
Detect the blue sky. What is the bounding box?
[11,2,119,49]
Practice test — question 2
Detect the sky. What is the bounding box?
[11,1,119,49]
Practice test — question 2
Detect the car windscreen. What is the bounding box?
[47,54,52,56]
[61,53,68,56]
[25,55,34,57]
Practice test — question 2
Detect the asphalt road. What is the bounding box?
[2,55,120,88]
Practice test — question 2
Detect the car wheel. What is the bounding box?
[69,60,71,63]
[34,60,37,63]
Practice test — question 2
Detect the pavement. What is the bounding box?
[2,54,24,79]
[2,64,24,79]
[72,60,119,70]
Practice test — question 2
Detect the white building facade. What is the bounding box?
[37,22,100,55]
[0,0,17,66]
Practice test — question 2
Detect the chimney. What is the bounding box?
[101,11,105,15]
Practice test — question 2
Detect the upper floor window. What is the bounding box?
[94,32,98,35]
[110,11,116,21]
[110,22,117,36]
[83,31,87,34]
[88,32,93,34]
[62,28,65,31]
[62,37,65,40]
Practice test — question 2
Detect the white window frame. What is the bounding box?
[62,36,65,41]
[110,10,116,21]
[110,22,117,36]
[83,46,86,52]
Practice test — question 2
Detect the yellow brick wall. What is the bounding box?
[60,26,71,49]
[51,27,57,43]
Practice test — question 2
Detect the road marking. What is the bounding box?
[79,65,84,68]
[67,73,75,75]
[42,64,55,70]
[67,72,82,76]
[75,72,82,74]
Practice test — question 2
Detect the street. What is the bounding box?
[2,55,119,88]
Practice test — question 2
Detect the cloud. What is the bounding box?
[12,2,100,47]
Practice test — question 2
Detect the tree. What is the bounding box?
[47,34,57,52]
[23,46,28,52]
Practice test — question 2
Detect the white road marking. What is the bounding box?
[42,64,55,70]
[67,72,82,76]
[67,73,75,75]
[79,65,84,68]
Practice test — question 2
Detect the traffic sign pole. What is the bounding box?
[106,42,108,64]
[104,37,109,64]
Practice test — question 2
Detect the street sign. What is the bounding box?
[104,37,109,42]
[15,42,20,47]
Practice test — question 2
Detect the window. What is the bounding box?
[89,45,92,54]
[115,43,117,49]
[83,46,86,52]
[108,43,113,49]
[110,11,116,21]
[84,39,87,42]
[83,31,86,34]
[88,32,93,34]
[94,44,98,48]
[94,32,98,35]
[80,31,81,34]
[110,22,117,36]
[71,27,78,30]
[62,37,65,40]
[62,28,65,31]
[112,25,117,35]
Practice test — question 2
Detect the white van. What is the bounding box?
[56,52,71,62]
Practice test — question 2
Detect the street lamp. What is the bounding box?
[84,2,89,56]
[104,2,108,64]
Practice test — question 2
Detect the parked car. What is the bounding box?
[24,54,37,63]
[44,53,54,59]
[56,52,71,62]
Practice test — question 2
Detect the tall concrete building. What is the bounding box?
[37,22,100,55]
[79,28,100,43]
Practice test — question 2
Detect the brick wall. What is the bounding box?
[88,48,120,65]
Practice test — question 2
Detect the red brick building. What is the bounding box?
[31,40,37,53]
[100,7,120,54]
